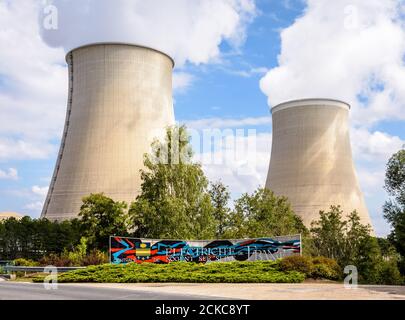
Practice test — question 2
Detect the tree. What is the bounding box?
[79,193,130,251]
[310,206,347,261]
[383,148,405,266]
[129,126,216,239]
[0,217,82,260]
[310,206,402,284]
[224,188,307,238]
[384,149,405,197]
[209,181,232,238]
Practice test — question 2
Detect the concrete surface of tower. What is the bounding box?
[41,43,175,221]
[266,98,373,230]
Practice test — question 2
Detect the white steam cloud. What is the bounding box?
[259,0,405,127]
[40,0,257,66]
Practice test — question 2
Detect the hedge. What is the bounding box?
[33,261,306,284]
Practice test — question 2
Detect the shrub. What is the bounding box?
[13,258,40,267]
[81,250,109,266]
[39,250,108,267]
[276,255,342,281]
[277,255,313,276]
[39,253,73,267]
[38,237,109,267]
[311,256,341,280]
[33,261,306,284]
[65,237,88,265]
[377,260,404,285]
[399,258,405,276]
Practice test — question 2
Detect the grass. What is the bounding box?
[33,261,306,284]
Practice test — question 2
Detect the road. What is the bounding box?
[1,282,405,300]
[76,283,405,300]
[0,282,219,300]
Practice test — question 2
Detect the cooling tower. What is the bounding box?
[41,43,175,221]
[265,98,373,230]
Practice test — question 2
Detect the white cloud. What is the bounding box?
[0,184,49,218]
[0,168,18,180]
[357,168,385,197]
[173,72,195,93]
[0,138,56,161]
[41,0,257,66]
[189,129,272,199]
[31,185,49,198]
[260,0,405,127]
[350,129,404,235]
[24,201,45,212]
[23,185,49,216]
[0,1,66,162]
[352,128,404,163]
[223,66,270,78]
[0,1,258,163]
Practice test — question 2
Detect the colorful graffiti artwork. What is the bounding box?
[109,235,301,264]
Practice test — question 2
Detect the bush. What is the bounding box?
[81,250,109,266]
[399,258,405,276]
[276,255,342,281]
[33,261,306,284]
[13,258,40,267]
[39,253,73,267]
[311,257,341,280]
[39,250,108,267]
[277,255,313,276]
[65,237,88,266]
[38,237,106,267]
[377,260,404,285]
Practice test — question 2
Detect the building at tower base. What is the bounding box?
[41,43,175,221]
[265,98,373,230]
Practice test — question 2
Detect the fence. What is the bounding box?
[2,266,85,275]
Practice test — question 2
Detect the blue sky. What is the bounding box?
[175,0,303,122]
[0,0,404,237]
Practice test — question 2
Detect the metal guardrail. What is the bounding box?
[0,260,13,266]
[3,266,85,273]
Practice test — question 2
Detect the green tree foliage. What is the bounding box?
[129,126,216,239]
[310,206,402,284]
[309,206,347,260]
[384,149,405,197]
[383,149,405,264]
[0,217,81,260]
[225,188,307,238]
[129,126,307,240]
[66,237,88,266]
[209,181,232,238]
[79,193,130,251]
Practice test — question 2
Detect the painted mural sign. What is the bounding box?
[109,235,301,264]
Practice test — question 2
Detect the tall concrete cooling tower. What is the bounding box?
[41,43,175,221]
[265,98,373,229]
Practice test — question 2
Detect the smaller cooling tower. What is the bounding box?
[266,98,373,230]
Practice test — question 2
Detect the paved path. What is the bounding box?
[0,282,219,300]
[1,282,404,300]
[63,283,405,300]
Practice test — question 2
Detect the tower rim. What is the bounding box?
[271,98,351,114]
[65,42,175,68]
